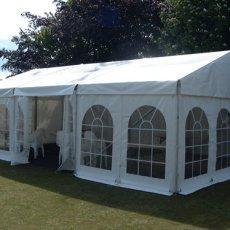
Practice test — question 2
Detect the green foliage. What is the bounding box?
[0,0,163,75]
[159,0,230,55]
[0,0,229,75]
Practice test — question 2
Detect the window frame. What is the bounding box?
[126,105,166,179]
[185,107,209,179]
[81,105,113,171]
[216,108,230,170]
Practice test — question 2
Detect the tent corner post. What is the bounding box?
[174,80,181,194]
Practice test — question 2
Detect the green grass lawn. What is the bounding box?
[0,160,229,230]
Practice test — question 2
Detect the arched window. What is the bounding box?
[16,106,24,152]
[0,105,9,151]
[81,105,113,170]
[185,107,209,179]
[127,106,166,179]
[216,109,230,170]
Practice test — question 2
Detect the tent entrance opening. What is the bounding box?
[29,96,64,169]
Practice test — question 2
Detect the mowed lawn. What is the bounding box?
[0,160,229,230]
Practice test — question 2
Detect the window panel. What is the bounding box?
[81,153,90,166]
[101,156,112,170]
[139,161,151,177]
[127,145,138,159]
[193,146,201,161]
[222,156,228,169]
[185,107,209,179]
[81,139,91,153]
[193,130,202,146]
[140,129,152,145]
[127,160,138,175]
[128,129,139,144]
[81,105,113,171]
[127,106,166,179]
[153,131,166,147]
[222,143,228,155]
[103,127,113,142]
[216,109,230,170]
[91,105,104,119]
[201,145,209,160]
[152,110,166,130]
[82,109,94,125]
[193,161,201,177]
[139,146,151,161]
[152,163,165,179]
[102,142,113,156]
[228,155,230,167]
[185,131,193,146]
[185,147,193,163]
[90,154,101,168]
[128,110,141,128]
[139,106,155,122]
[201,160,208,174]
[185,163,192,179]
[152,148,166,163]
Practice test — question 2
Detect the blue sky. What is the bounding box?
[0,0,55,78]
[0,40,16,77]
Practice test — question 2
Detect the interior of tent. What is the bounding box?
[27,96,64,169]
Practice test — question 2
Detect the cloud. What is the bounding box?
[0,0,55,40]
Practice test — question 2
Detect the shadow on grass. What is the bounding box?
[0,160,229,229]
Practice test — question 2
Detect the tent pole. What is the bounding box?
[34,97,37,130]
[175,80,181,193]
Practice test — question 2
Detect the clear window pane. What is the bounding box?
[216,109,230,171]
[185,107,209,179]
[81,105,113,171]
[127,160,138,175]
[127,106,166,179]
[139,161,151,177]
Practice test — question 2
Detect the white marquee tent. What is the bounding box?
[0,50,229,195]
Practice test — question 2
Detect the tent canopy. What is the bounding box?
[0,50,229,98]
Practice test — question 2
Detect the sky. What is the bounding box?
[0,0,56,78]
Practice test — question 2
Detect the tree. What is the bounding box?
[159,0,230,55]
[0,0,163,75]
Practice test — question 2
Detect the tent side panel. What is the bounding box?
[11,97,32,165]
[0,97,14,162]
[74,94,177,196]
[177,95,230,195]
[58,95,75,170]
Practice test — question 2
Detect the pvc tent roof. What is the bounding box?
[0,50,229,98]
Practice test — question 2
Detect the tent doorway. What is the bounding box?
[29,96,64,169]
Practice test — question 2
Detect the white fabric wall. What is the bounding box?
[75,94,177,195]
[11,97,32,165]
[58,95,75,170]
[177,96,230,195]
[0,97,14,162]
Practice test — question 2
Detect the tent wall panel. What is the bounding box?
[0,97,14,162]
[75,94,177,195]
[11,97,32,165]
[118,95,177,195]
[58,95,75,170]
[178,96,230,195]
[75,94,122,185]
